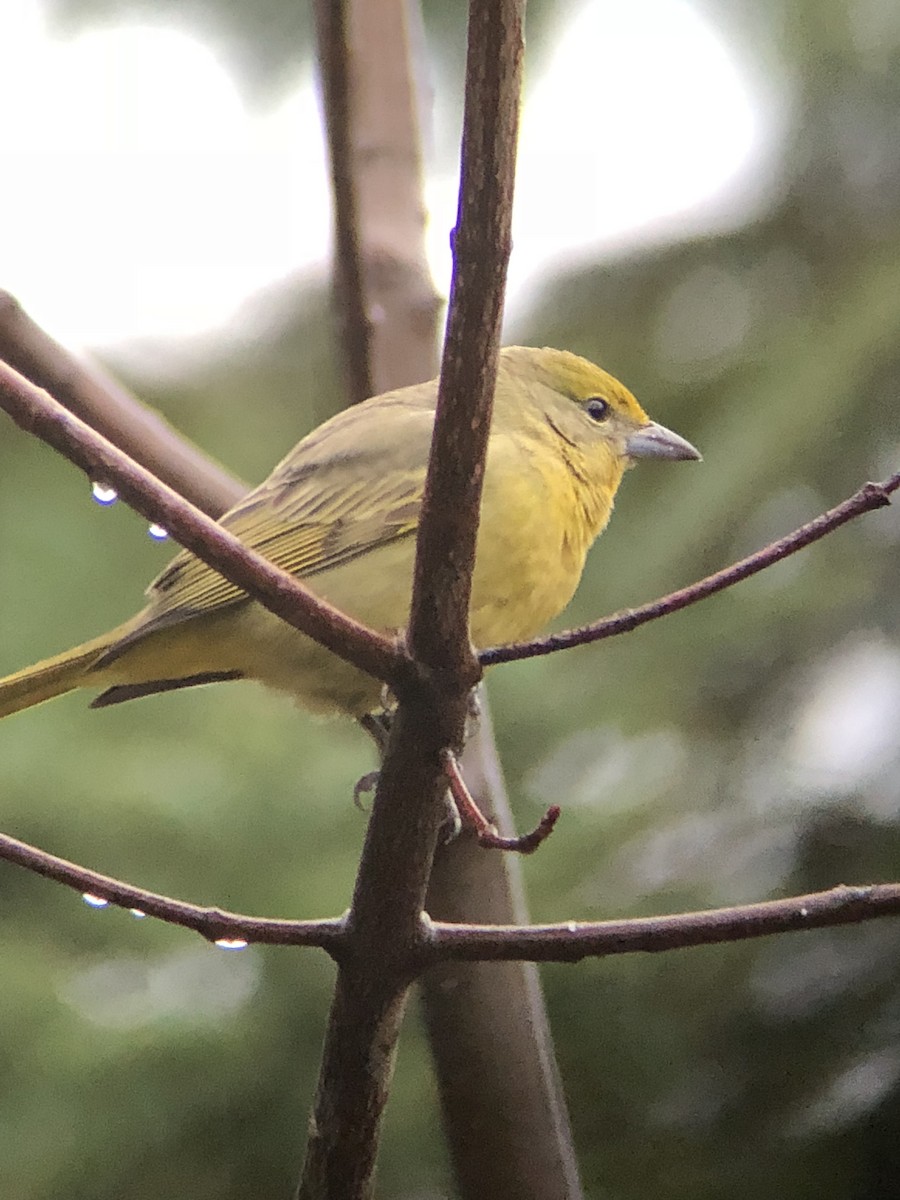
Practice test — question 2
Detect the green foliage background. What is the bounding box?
[2,1,900,1196]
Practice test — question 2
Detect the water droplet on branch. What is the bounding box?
[91,482,118,506]
[214,937,248,950]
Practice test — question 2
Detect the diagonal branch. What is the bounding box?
[0,830,345,951]
[0,360,406,688]
[482,472,900,666]
[0,291,242,515]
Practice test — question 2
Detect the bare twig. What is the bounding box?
[482,473,900,666]
[0,360,406,688]
[4,816,897,963]
[427,884,900,960]
[441,748,560,852]
[0,830,344,951]
[0,291,242,516]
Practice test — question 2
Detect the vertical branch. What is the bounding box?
[314,0,440,399]
[313,0,374,403]
[344,0,441,389]
[423,709,585,1200]
[406,0,523,672]
[308,1,582,1196]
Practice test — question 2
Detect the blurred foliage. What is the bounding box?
[2,1,900,1198]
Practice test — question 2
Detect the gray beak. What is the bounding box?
[626,421,701,462]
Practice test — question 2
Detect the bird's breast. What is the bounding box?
[468,434,618,647]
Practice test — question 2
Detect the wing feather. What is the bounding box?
[143,394,435,625]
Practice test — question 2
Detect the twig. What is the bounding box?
[427,883,900,961]
[481,473,900,666]
[0,290,242,516]
[0,359,406,688]
[0,830,344,951]
[441,748,560,853]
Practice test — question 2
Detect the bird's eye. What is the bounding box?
[585,397,610,422]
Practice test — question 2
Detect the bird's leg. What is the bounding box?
[354,709,464,844]
[359,708,392,756]
[357,689,557,852]
[440,748,560,854]
[464,684,483,743]
[354,709,393,809]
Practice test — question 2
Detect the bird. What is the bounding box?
[0,346,700,723]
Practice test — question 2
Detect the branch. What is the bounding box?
[481,473,900,666]
[0,830,345,951]
[0,291,242,516]
[313,0,374,404]
[317,2,579,1190]
[6,810,897,965]
[406,0,523,679]
[314,0,439,401]
[299,3,525,1196]
[427,883,900,960]
[0,359,406,687]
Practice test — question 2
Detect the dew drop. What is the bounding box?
[214,937,249,950]
[148,524,168,540]
[566,922,578,934]
[91,482,118,506]
[82,892,109,908]
[130,908,146,919]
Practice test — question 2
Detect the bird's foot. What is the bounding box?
[353,770,380,810]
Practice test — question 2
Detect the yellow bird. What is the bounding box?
[0,347,699,722]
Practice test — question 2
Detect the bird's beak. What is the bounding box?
[626,421,701,462]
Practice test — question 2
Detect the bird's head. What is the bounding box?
[498,346,701,469]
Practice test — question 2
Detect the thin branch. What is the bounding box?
[406,0,524,679]
[0,291,242,516]
[481,473,900,666]
[0,830,345,951]
[427,883,900,961]
[0,360,407,688]
[5,813,898,964]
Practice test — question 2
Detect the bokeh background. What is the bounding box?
[1,1,899,1196]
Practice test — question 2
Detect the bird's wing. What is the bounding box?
[144,395,435,623]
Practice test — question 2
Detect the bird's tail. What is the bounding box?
[0,633,118,720]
